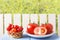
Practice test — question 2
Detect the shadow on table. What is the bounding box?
[30,34,59,40]
[23,34,30,38]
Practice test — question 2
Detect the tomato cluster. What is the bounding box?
[27,23,53,35]
[7,24,23,33]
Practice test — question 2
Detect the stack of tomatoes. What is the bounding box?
[7,24,23,34]
[27,23,53,35]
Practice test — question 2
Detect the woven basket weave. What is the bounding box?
[8,31,23,38]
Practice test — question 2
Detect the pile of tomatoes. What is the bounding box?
[7,24,23,33]
[27,23,53,35]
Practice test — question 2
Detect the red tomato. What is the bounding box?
[34,27,47,35]
[10,28,17,33]
[17,27,23,32]
[27,23,38,34]
[7,24,23,33]
[14,25,19,29]
[41,23,53,34]
[46,23,53,34]
[7,24,13,31]
[7,27,11,31]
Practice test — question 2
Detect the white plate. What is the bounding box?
[26,32,55,38]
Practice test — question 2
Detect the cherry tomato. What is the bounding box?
[10,28,17,33]
[7,27,11,31]
[14,25,19,29]
[7,24,13,31]
[17,27,23,32]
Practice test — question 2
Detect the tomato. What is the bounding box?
[46,23,53,34]
[9,24,13,27]
[7,27,11,31]
[7,24,13,31]
[9,24,14,28]
[17,26,23,32]
[7,24,23,33]
[27,23,38,34]
[14,25,19,29]
[34,27,47,35]
[10,28,17,33]
[41,23,53,34]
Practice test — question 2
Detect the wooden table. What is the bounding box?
[0,34,60,40]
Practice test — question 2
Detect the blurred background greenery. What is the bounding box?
[0,0,60,14]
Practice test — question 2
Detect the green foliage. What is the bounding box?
[0,0,60,14]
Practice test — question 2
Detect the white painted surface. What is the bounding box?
[22,14,29,34]
[58,14,60,36]
[0,14,3,37]
[13,14,21,26]
[48,14,56,33]
[4,14,12,33]
[39,14,47,25]
[30,14,38,24]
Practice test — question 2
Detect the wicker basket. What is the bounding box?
[8,31,23,38]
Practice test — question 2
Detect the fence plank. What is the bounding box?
[4,14,12,33]
[39,14,47,25]
[48,14,56,33]
[58,14,60,36]
[13,14,21,26]
[22,14,29,34]
[30,14,38,24]
[0,14,3,37]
